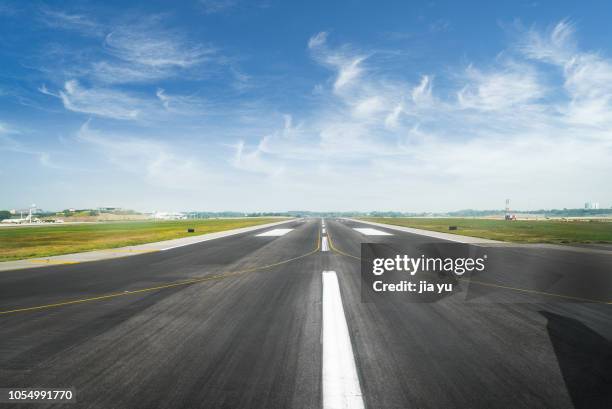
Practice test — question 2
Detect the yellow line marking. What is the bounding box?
[465,278,612,304]
[325,222,611,305]
[0,223,322,316]
[28,260,79,265]
[327,228,361,260]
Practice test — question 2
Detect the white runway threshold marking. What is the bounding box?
[353,227,392,236]
[322,271,365,409]
[322,236,329,252]
[255,228,293,237]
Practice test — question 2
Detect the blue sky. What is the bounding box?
[1,0,611,212]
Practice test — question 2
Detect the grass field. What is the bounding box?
[0,218,287,261]
[361,217,612,244]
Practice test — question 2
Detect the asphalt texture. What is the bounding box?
[0,218,610,409]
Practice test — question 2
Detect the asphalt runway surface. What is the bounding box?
[0,218,610,409]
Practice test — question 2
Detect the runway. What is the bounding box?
[0,218,610,408]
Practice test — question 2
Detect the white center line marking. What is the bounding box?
[255,228,294,237]
[322,228,327,234]
[353,227,392,236]
[322,236,329,252]
[322,271,365,409]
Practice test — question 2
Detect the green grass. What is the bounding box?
[0,218,287,261]
[360,217,612,244]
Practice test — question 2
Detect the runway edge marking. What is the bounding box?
[322,271,365,409]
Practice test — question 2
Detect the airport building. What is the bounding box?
[584,201,600,209]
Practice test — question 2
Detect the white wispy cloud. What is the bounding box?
[411,75,433,104]
[104,26,212,68]
[521,20,612,127]
[0,122,20,153]
[457,62,544,110]
[520,19,576,64]
[36,11,217,85]
[0,121,61,168]
[32,2,235,117]
[0,3,19,16]
[156,88,207,114]
[429,19,451,33]
[77,121,209,189]
[38,7,105,37]
[55,80,145,120]
[308,31,328,49]
[40,81,206,121]
[156,89,171,109]
[334,56,366,91]
[384,104,404,129]
[308,31,368,92]
[229,67,252,91]
[231,139,285,177]
[199,0,237,14]
[89,61,169,84]
[90,18,215,84]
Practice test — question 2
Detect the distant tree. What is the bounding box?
[0,210,11,221]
